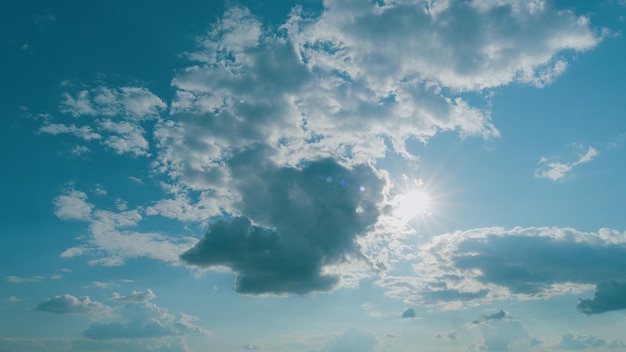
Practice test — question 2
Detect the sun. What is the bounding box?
[393,188,432,222]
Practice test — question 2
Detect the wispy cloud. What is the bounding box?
[535,146,598,181]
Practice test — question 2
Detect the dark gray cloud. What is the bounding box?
[577,281,626,315]
[453,233,626,294]
[181,158,384,294]
[401,308,416,318]
[403,227,626,308]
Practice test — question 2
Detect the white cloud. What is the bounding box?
[469,310,539,351]
[35,294,111,315]
[61,86,166,120]
[56,190,197,266]
[38,123,102,141]
[535,146,598,181]
[53,189,93,221]
[98,119,150,157]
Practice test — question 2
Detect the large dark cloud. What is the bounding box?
[181,157,385,294]
[577,281,626,315]
[453,233,626,294]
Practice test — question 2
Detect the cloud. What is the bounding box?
[59,199,196,266]
[83,301,209,340]
[38,123,102,141]
[243,343,262,350]
[535,146,598,181]
[554,332,626,350]
[470,310,537,351]
[111,289,156,303]
[401,307,416,318]
[381,227,626,307]
[6,275,43,283]
[53,189,93,221]
[322,328,377,352]
[35,294,110,315]
[98,119,150,157]
[60,86,166,120]
[577,281,626,314]
[2,296,24,303]
[181,158,385,294]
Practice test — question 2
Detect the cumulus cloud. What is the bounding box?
[535,146,598,181]
[98,119,150,157]
[470,310,538,351]
[577,281,626,315]
[53,189,93,221]
[242,343,262,350]
[35,294,110,315]
[181,158,385,294]
[83,301,209,340]
[554,332,626,350]
[380,227,626,308]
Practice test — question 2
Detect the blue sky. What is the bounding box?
[2,0,626,351]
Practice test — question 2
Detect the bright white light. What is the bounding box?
[393,189,431,222]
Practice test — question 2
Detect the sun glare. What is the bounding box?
[393,189,432,222]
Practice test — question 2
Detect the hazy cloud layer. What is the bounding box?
[322,328,377,352]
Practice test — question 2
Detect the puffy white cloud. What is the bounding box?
[83,300,209,340]
[98,119,150,157]
[35,294,111,315]
[469,310,539,351]
[535,146,598,181]
[53,189,93,221]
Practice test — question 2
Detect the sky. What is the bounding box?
[1,0,626,351]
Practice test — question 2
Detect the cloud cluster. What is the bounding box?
[35,289,208,342]
[380,227,626,312]
[181,158,385,294]
[45,1,606,297]
[56,188,196,266]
